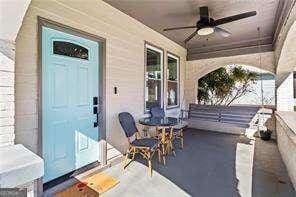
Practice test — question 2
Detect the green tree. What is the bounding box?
[198,66,259,106]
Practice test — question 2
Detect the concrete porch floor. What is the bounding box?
[44,129,295,197]
[102,129,295,197]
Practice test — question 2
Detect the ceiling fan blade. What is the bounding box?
[184,30,198,43]
[163,26,196,31]
[215,27,231,37]
[200,6,209,21]
[214,11,257,26]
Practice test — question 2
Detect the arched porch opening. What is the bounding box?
[184,52,275,106]
[276,20,296,111]
[196,64,275,107]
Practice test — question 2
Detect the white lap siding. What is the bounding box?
[15,0,186,154]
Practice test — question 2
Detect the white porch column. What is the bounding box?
[0,40,15,147]
[0,1,44,196]
[0,0,31,146]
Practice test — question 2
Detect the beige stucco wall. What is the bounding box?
[185,52,275,104]
[275,20,296,86]
[274,2,296,77]
[273,4,296,111]
[274,3,296,188]
[15,0,186,154]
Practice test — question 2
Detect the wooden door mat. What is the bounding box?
[56,172,119,197]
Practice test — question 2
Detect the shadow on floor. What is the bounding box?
[132,129,294,197]
[134,129,253,197]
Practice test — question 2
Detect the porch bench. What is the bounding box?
[187,104,260,134]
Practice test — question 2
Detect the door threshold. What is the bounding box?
[43,161,99,191]
[43,156,123,196]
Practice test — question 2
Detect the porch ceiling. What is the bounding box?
[103,0,285,60]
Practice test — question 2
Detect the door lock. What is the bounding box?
[93,106,98,114]
[93,97,99,127]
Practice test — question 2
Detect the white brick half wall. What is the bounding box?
[276,112,296,189]
[0,44,15,147]
[276,72,294,111]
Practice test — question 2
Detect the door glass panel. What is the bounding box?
[53,41,89,60]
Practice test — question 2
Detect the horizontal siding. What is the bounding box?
[15,0,186,153]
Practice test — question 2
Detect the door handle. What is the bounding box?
[94,116,98,127]
[93,106,98,114]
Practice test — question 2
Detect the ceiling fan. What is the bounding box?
[163,6,257,44]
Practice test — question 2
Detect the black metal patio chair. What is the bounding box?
[150,106,186,149]
[150,106,165,118]
[118,112,163,176]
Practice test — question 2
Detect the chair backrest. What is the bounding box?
[150,106,165,118]
[118,112,138,138]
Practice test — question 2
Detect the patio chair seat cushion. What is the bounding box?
[131,138,159,150]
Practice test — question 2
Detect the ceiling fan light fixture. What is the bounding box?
[197,27,214,36]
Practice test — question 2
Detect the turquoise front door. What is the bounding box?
[42,27,100,183]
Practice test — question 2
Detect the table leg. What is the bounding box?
[170,127,176,157]
[161,127,166,165]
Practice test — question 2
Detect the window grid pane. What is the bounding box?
[167,55,179,107]
[145,46,162,110]
[168,56,178,81]
[168,81,178,106]
[294,72,296,98]
[146,79,162,109]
